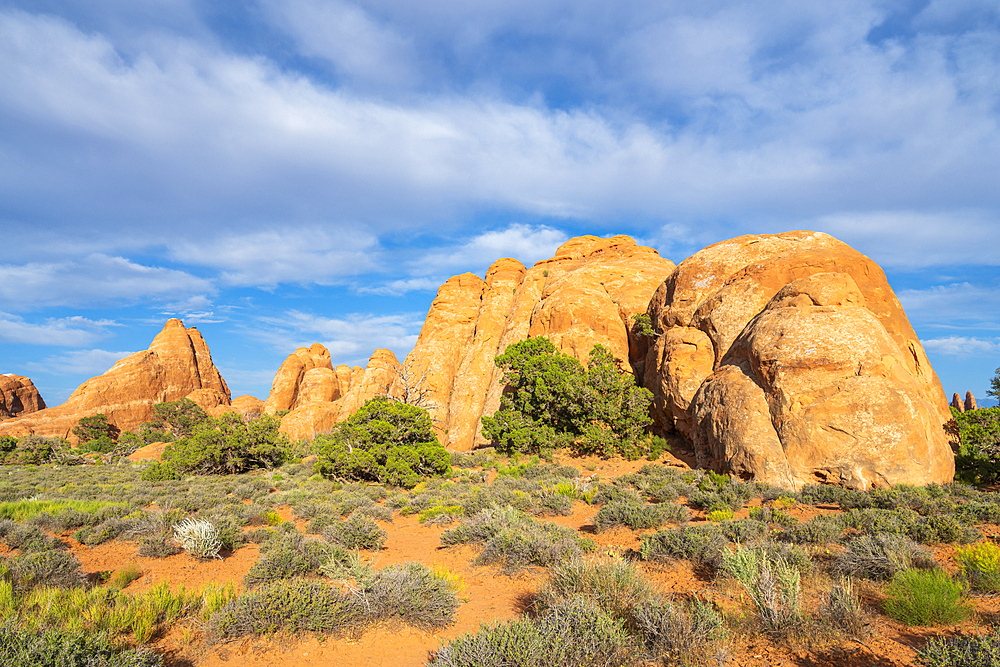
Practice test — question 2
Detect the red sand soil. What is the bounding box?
[54,456,1000,667]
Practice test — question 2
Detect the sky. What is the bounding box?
[1,0,998,408]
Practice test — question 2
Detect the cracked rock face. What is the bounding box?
[0,319,231,442]
[645,231,954,489]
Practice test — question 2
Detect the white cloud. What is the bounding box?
[25,348,133,376]
[357,277,442,296]
[897,283,1000,330]
[412,224,569,275]
[261,0,419,89]
[0,254,213,310]
[169,227,380,287]
[923,336,1000,356]
[253,310,423,366]
[0,312,117,346]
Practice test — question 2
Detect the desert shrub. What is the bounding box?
[955,541,1000,592]
[109,563,143,590]
[161,412,291,475]
[779,514,843,544]
[593,499,676,532]
[639,525,728,573]
[535,558,655,621]
[837,534,936,580]
[75,517,129,546]
[0,521,64,553]
[74,413,120,450]
[884,569,971,626]
[721,545,802,633]
[917,627,1000,667]
[431,596,637,667]
[141,398,209,438]
[481,338,653,458]
[173,518,222,560]
[322,513,387,551]
[5,550,87,591]
[842,507,979,545]
[362,562,459,630]
[244,533,335,586]
[140,461,180,482]
[210,578,359,637]
[441,505,593,572]
[633,597,728,666]
[449,448,496,469]
[0,434,78,465]
[953,407,1000,484]
[319,546,371,583]
[420,505,465,525]
[314,398,450,489]
[0,624,162,667]
[718,518,768,544]
[817,578,867,637]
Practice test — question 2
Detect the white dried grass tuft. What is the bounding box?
[173,518,222,559]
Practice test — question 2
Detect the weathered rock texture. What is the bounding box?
[0,319,230,441]
[966,391,978,412]
[0,375,46,420]
[206,395,266,418]
[278,349,400,442]
[952,392,965,412]
[645,231,954,490]
[405,235,676,449]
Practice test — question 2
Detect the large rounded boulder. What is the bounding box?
[644,231,954,489]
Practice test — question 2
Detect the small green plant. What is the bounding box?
[884,569,971,626]
[109,563,143,590]
[954,541,1000,592]
[534,558,655,621]
[323,513,387,551]
[707,508,734,523]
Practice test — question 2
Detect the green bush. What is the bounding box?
[953,407,1000,484]
[535,558,655,621]
[0,434,77,465]
[314,398,450,489]
[0,624,162,667]
[362,562,459,630]
[481,338,653,458]
[141,398,209,438]
[140,461,180,482]
[161,412,291,475]
[73,413,120,449]
[917,627,1000,667]
[884,569,971,626]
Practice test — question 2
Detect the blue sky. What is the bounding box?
[1,0,998,407]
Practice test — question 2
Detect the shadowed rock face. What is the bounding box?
[404,235,676,450]
[0,319,230,441]
[0,375,46,420]
[645,231,954,490]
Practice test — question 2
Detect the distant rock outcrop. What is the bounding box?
[644,231,954,490]
[405,235,676,449]
[0,375,46,420]
[263,344,354,414]
[966,391,978,412]
[277,349,400,442]
[952,392,965,412]
[0,319,230,441]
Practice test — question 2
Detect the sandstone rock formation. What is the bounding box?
[952,392,965,412]
[0,375,46,420]
[206,395,266,418]
[278,349,400,442]
[966,391,978,412]
[644,231,954,489]
[0,319,230,441]
[405,235,675,449]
